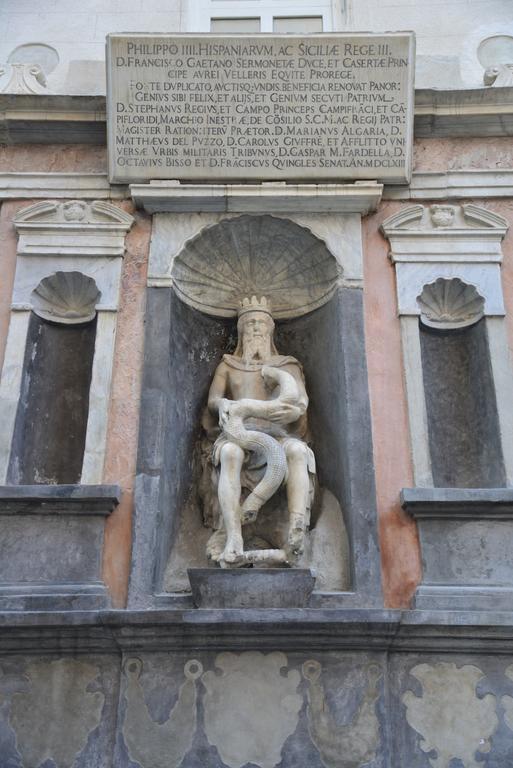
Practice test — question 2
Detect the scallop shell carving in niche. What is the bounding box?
[171,215,339,319]
[31,271,101,324]
[417,278,485,330]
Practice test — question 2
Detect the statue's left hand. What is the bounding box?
[218,398,231,428]
[218,398,244,427]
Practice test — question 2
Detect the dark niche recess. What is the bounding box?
[419,318,506,488]
[137,287,380,596]
[8,312,97,485]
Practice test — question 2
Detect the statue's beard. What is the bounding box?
[242,336,270,362]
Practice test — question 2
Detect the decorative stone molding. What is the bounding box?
[130,181,383,215]
[383,170,513,201]
[2,89,513,147]
[417,278,484,330]
[0,173,128,200]
[31,271,101,325]
[148,210,364,289]
[381,203,508,317]
[13,200,134,258]
[479,35,513,87]
[484,64,513,87]
[0,63,48,94]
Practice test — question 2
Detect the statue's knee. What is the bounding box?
[286,441,308,463]
[220,442,244,468]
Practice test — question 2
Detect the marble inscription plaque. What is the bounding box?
[107,34,415,184]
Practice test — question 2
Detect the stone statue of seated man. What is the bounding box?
[202,296,316,568]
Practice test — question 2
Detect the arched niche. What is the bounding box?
[8,271,101,485]
[416,277,505,488]
[131,214,382,609]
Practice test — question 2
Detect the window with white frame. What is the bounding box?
[188,1,338,33]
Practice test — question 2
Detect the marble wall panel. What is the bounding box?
[114,650,388,768]
[0,654,120,768]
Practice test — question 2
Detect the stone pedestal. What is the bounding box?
[188,568,316,609]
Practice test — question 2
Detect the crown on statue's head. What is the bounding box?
[238,295,273,318]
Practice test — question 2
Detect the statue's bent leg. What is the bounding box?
[218,442,245,564]
[284,440,311,558]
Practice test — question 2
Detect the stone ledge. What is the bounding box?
[383,170,513,200]
[0,172,129,200]
[1,608,513,654]
[0,583,110,612]
[129,180,383,214]
[0,484,121,515]
[401,487,513,519]
[414,585,513,612]
[1,88,512,147]
[414,86,513,138]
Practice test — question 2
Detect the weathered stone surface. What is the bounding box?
[202,652,302,768]
[0,639,512,767]
[402,487,513,610]
[420,318,506,489]
[0,654,118,768]
[0,484,118,611]
[390,653,513,768]
[120,656,201,768]
[107,33,414,184]
[188,568,316,609]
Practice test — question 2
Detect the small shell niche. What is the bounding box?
[31,271,101,324]
[417,278,485,330]
[171,215,339,319]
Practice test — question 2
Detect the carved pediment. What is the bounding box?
[13,200,134,259]
[14,200,133,229]
[381,203,508,236]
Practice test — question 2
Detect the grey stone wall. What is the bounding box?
[1,610,513,767]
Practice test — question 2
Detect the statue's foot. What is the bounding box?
[241,507,258,525]
[221,532,244,565]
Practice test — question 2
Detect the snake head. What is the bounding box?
[261,365,278,387]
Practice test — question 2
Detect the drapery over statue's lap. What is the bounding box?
[200,296,316,569]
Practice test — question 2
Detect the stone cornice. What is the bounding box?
[1,88,512,148]
[0,484,121,516]
[3,171,513,203]
[401,487,513,519]
[383,170,513,200]
[0,172,128,199]
[0,608,513,654]
[130,180,383,214]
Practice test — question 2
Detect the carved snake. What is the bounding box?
[218,365,302,520]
